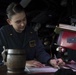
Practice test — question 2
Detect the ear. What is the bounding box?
[6,19,12,25]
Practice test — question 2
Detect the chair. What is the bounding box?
[56,30,76,62]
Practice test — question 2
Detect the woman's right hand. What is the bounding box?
[49,58,65,68]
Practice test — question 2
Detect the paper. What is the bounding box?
[25,66,58,73]
[66,64,76,70]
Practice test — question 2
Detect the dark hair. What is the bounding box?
[55,68,75,75]
[6,2,25,19]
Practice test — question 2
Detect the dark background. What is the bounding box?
[0,0,75,26]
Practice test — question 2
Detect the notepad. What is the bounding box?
[25,66,58,73]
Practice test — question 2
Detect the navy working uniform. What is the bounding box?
[0,25,51,64]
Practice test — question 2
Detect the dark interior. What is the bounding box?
[0,0,76,61]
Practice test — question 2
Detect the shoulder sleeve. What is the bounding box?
[0,30,4,63]
[35,32,51,64]
[26,26,51,64]
[0,28,4,52]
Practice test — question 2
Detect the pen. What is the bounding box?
[54,54,58,61]
[54,54,60,69]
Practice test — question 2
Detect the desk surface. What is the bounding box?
[0,65,76,75]
[0,65,54,75]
